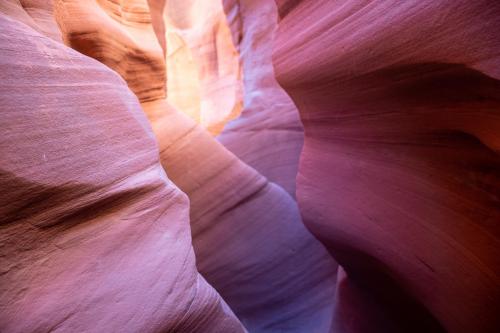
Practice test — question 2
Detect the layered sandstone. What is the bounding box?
[273,1,500,332]
[0,0,61,41]
[160,0,243,134]
[23,0,338,331]
[2,0,499,332]
[0,8,244,332]
[217,0,304,197]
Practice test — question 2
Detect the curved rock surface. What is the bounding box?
[143,99,336,332]
[0,0,61,42]
[273,1,500,332]
[0,8,244,332]
[217,0,303,197]
[54,0,338,331]
[143,0,242,134]
[3,0,500,332]
[55,0,165,103]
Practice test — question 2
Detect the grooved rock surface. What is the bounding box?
[54,0,338,331]
[55,0,165,103]
[143,99,336,332]
[0,0,61,42]
[4,0,499,332]
[217,0,303,197]
[143,0,242,134]
[0,9,244,332]
[273,1,500,332]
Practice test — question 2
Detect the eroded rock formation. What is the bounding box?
[1,0,499,332]
[159,0,243,134]
[55,1,336,330]
[0,8,243,332]
[0,0,61,41]
[217,0,304,197]
[273,1,500,332]
[3,0,337,332]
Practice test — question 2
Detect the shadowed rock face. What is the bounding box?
[142,99,336,332]
[2,0,500,332]
[0,10,243,332]
[3,0,338,332]
[273,1,500,332]
[217,0,304,198]
[72,1,335,329]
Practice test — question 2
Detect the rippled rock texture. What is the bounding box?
[2,0,336,332]
[273,1,500,332]
[55,1,337,331]
[0,6,243,331]
[1,0,499,332]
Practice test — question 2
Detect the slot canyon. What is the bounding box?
[0,0,499,332]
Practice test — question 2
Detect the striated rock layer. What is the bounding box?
[273,1,500,332]
[160,0,243,135]
[0,8,244,332]
[217,0,304,197]
[0,0,61,42]
[54,0,338,331]
[143,99,336,332]
[3,0,498,332]
[55,0,165,103]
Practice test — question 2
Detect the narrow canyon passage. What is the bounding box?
[0,1,499,333]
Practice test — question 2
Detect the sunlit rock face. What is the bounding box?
[56,0,241,135]
[55,0,165,103]
[160,0,243,135]
[273,1,500,332]
[0,7,244,332]
[54,0,337,332]
[3,0,499,332]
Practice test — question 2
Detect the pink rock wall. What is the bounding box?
[143,99,336,332]
[2,0,500,332]
[217,0,304,198]
[0,0,61,42]
[0,8,244,332]
[13,0,338,331]
[273,1,500,332]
